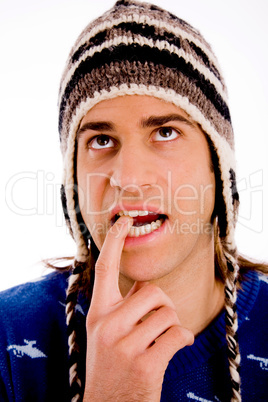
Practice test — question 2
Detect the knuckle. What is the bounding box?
[86,312,95,328]
[88,319,115,348]
[141,284,175,310]
[172,325,195,346]
[86,307,98,328]
[142,283,163,299]
[116,337,133,360]
[95,259,109,275]
[160,306,179,323]
[134,355,156,379]
[183,328,195,345]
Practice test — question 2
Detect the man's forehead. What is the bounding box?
[78,95,197,131]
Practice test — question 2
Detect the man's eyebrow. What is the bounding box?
[77,113,195,139]
[77,121,115,139]
[140,114,196,128]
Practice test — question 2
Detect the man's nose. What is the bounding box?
[109,145,156,193]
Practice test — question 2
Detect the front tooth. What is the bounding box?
[128,210,139,217]
[138,211,149,216]
[119,210,150,217]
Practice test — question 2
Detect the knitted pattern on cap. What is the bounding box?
[58,1,241,400]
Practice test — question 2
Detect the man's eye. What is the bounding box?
[89,135,114,149]
[153,127,180,142]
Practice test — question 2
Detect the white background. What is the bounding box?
[1,0,267,291]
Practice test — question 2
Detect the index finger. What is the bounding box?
[90,216,133,316]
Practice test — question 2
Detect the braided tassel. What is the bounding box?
[224,254,241,401]
[66,261,86,402]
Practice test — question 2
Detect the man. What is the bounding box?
[1,1,267,401]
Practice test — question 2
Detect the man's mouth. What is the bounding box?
[112,210,167,237]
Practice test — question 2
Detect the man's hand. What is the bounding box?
[83,216,194,401]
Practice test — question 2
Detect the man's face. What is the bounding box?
[77,95,215,284]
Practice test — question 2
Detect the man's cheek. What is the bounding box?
[88,221,109,250]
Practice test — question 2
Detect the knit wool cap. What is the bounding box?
[59,0,239,265]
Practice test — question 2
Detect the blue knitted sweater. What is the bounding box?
[0,270,267,401]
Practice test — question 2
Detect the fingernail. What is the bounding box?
[112,216,133,239]
[119,216,133,228]
[118,216,133,231]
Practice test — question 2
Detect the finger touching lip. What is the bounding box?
[109,216,134,239]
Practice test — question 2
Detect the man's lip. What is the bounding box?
[110,204,166,222]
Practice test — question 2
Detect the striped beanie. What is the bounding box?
[58,1,241,400]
